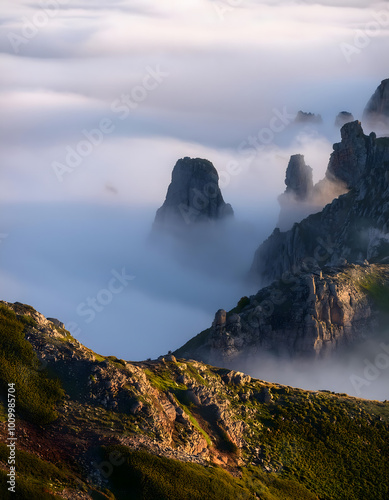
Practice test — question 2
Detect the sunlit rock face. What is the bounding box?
[153,157,233,233]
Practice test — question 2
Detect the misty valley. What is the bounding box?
[1,2,389,498]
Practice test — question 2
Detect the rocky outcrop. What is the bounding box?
[1,301,247,465]
[363,78,389,129]
[335,111,354,128]
[326,120,372,189]
[252,122,389,285]
[277,155,315,230]
[153,157,233,231]
[175,264,389,364]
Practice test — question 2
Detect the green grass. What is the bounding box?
[0,470,61,500]
[100,446,255,500]
[241,388,389,500]
[144,367,186,392]
[241,467,318,500]
[107,355,126,367]
[99,446,323,500]
[359,273,389,313]
[180,403,213,447]
[0,443,77,499]
[145,367,213,446]
[0,304,64,425]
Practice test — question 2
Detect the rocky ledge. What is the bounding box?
[175,264,389,365]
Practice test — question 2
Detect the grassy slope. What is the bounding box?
[0,304,64,425]
[0,302,388,499]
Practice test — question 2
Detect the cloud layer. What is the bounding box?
[0,0,388,397]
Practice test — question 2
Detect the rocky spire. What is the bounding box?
[276,155,314,230]
[153,157,233,231]
[283,154,313,201]
[363,78,389,128]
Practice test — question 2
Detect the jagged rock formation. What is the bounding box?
[283,154,313,201]
[277,155,316,230]
[326,120,372,189]
[363,78,389,129]
[252,121,389,285]
[153,157,233,231]
[294,111,323,124]
[175,264,388,365]
[335,111,354,128]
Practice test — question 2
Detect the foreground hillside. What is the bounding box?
[0,301,388,499]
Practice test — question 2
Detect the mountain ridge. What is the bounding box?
[0,301,388,499]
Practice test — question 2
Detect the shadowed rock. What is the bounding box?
[283,154,313,201]
[294,111,323,124]
[326,120,372,189]
[153,157,233,232]
[335,111,354,128]
[251,121,389,285]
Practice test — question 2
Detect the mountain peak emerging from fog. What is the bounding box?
[153,157,233,232]
[283,154,313,201]
[363,78,389,129]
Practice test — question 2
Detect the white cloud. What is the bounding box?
[0,0,387,392]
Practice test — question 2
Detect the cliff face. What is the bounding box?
[153,157,233,231]
[175,264,389,364]
[251,122,389,286]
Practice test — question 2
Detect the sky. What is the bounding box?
[0,0,388,397]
